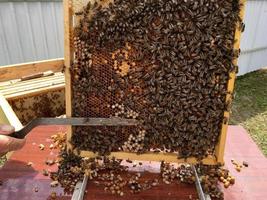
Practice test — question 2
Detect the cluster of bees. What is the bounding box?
[70,0,242,160]
[49,132,240,199]
[52,150,192,195]
[9,91,65,125]
[51,149,237,200]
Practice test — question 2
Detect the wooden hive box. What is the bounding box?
[64,0,246,165]
[0,59,65,125]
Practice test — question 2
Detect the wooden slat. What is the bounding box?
[0,72,65,100]
[64,0,74,150]
[0,73,64,93]
[216,0,247,164]
[80,151,217,165]
[0,106,10,126]
[0,93,22,131]
[1,76,64,93]
[0,126,70,200]
[2,80,64,96]
[0,58,64,82]
[4,84,65,100]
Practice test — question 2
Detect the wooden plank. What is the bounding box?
[85,170,198,200]
[80,151,217,165]
[0,76,65,93]
[216,0,246,164]
[0,72,65,100]
[0,93,22,131]
[4,84,65,100]
[0,73,64,93]
[0,125,264,200]
[0,72,63,88]
[64,0,74,150]
[0,126,70,200]
[0,102,11,126]
[0,58,64,82]
[2,80,64,96]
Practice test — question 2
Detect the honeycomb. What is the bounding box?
[69,0,243,159]
[9,90,65,125]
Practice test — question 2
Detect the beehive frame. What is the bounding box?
[64,0,246,165]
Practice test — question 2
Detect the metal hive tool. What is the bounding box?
[9,117,138,139]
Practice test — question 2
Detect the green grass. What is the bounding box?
[230,68,267,156]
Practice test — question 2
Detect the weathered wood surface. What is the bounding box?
[0,58,64,82]
[0,126,266,200]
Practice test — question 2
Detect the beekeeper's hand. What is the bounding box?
[0,124,26,156]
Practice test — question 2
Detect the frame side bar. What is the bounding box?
[64,0,74,151]
[215,0,246,164]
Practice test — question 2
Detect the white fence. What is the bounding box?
[0,1,63,65]
[238,0,267,75]
[0,0,267,75]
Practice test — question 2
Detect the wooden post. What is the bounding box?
[0,93,23,131]
[216,0,246,164]
[0,58,64,82]
[64,0,74,150]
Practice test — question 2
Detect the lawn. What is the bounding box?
[230,68,267,156]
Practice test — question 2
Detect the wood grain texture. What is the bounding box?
[64,0,73,151]
[4,84,65,101]
[0,93,22,131]
[0,58,64,82]
[80,151,217,165]
[0,126,70,200]
[0,72,65,100]
[0,125,197,200]
[85,172,198,200]
[216,0,247,164]
[0,125,266,200]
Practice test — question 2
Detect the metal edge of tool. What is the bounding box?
[9,117,139,139]
[72,175,88,200]
[191,165,211,200]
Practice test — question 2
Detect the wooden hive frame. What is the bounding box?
[0,58,65,100]
[64,0,246,165]
[0,59,65,124]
